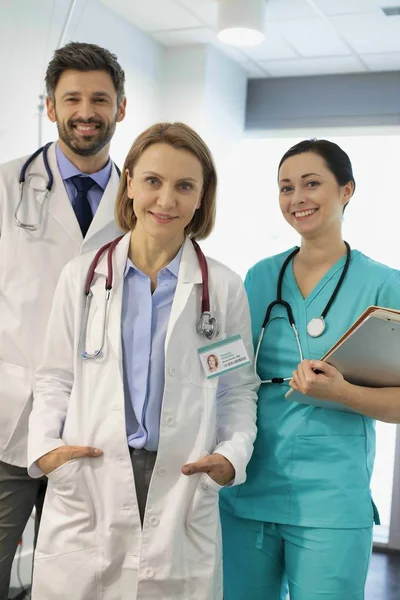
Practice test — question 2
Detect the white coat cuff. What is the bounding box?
[28,441,65,478]
[213,443,246,487]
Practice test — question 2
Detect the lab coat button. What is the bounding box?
[157,467,166,477]
[168,367,176,377]
[149,516,159,527]
[145,568,154,579]
[165,416,174,426]
[201,483,209,493]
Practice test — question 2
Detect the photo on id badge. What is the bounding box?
[198,334,251,379]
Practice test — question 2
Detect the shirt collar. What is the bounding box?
[124,243,184,279]
[55,143,112,190]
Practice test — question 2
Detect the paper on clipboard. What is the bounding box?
[285,306,400,412]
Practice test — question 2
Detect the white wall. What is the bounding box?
[0,0,164,165]
[161,44,248,257]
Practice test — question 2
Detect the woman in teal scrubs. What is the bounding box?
[220,139,400,600]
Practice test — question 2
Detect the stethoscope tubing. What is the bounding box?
[255,243,351,384]
[79,237,217,360]
[14,143,121,231]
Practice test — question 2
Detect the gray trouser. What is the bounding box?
[0,460,47,600]
[130,448,157,526]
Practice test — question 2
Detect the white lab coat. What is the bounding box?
[28,233,258,600]
[0,143,120,466]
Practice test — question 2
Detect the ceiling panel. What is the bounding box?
[152,27,214,46]
[264,0,319,20]
[100,0,201,32]
[361,52,400,71]
[240,26,298,61]
[178,0,219,27]
[101,0,400,80]
[259,55,365,77]
[275,17,353,57]
[332,13,400,54]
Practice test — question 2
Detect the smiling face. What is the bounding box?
[207,355,217,371]
[46,69,126,157]
[278,151,354,240]
[126,142,204,245]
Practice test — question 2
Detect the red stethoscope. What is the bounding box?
[78,236,218,360]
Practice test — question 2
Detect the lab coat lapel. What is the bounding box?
[30,143,83,245]
[82,164,120,250]
[165,238,202,349]
[93,232,131,361]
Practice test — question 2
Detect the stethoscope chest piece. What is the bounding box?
[306,316,326,338]
[196,311,219,340]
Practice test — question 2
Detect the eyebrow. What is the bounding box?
[279,172,322,183]
[61,91,112,100]
[142,171,200,183]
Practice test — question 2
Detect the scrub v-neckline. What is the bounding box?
[288,251,350,307]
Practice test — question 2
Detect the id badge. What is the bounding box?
[198,334,251,379]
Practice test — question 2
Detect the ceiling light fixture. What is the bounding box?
[217,0,266,47]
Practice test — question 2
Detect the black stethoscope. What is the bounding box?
[14,143,121,231]
[78,236,219,360]
[255,242,351,384]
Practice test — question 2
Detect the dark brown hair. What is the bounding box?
[45,42,125,103]
[278,139,355,211]
[115,123,217,240]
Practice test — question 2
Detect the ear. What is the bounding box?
[125,168,133,199]
[116,97,127,123]
[195,190,203,211]
[46,96,56,123]
[342,180,354,208]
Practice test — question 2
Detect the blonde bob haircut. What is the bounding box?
[115,122,217,241]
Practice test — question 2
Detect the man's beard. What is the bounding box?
[56,115,117,157]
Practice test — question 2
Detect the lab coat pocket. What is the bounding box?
[32,547,98,600]
[186,472,223,598]
[46,458,80,484]
[0,361,32,450]
[36,459,97,556]
[186,472,222,565]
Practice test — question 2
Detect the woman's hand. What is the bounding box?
[289,359,347,402]
[36,445,103,476]
[181,453,235,486]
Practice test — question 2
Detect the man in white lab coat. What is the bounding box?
[0,41,126,599]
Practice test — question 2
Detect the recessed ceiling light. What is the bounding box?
[218,27,265,47]
[217,0,266,47]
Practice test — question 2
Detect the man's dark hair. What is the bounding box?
[45,41,125,104]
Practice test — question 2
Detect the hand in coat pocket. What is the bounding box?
[181,453,235,486]
[36,445,103,475]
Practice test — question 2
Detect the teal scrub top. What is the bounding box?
[220,249,400,529]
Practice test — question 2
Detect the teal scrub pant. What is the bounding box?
[221,509,373,600]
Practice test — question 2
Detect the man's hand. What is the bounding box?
[36,445,103,476]
[181,453,235,486]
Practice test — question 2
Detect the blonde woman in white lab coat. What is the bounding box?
[28,122,258,600]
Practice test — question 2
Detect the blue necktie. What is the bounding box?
[70,175,95,237]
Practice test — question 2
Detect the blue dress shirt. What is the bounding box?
[55,143,112,215]
[121,246,184,451]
